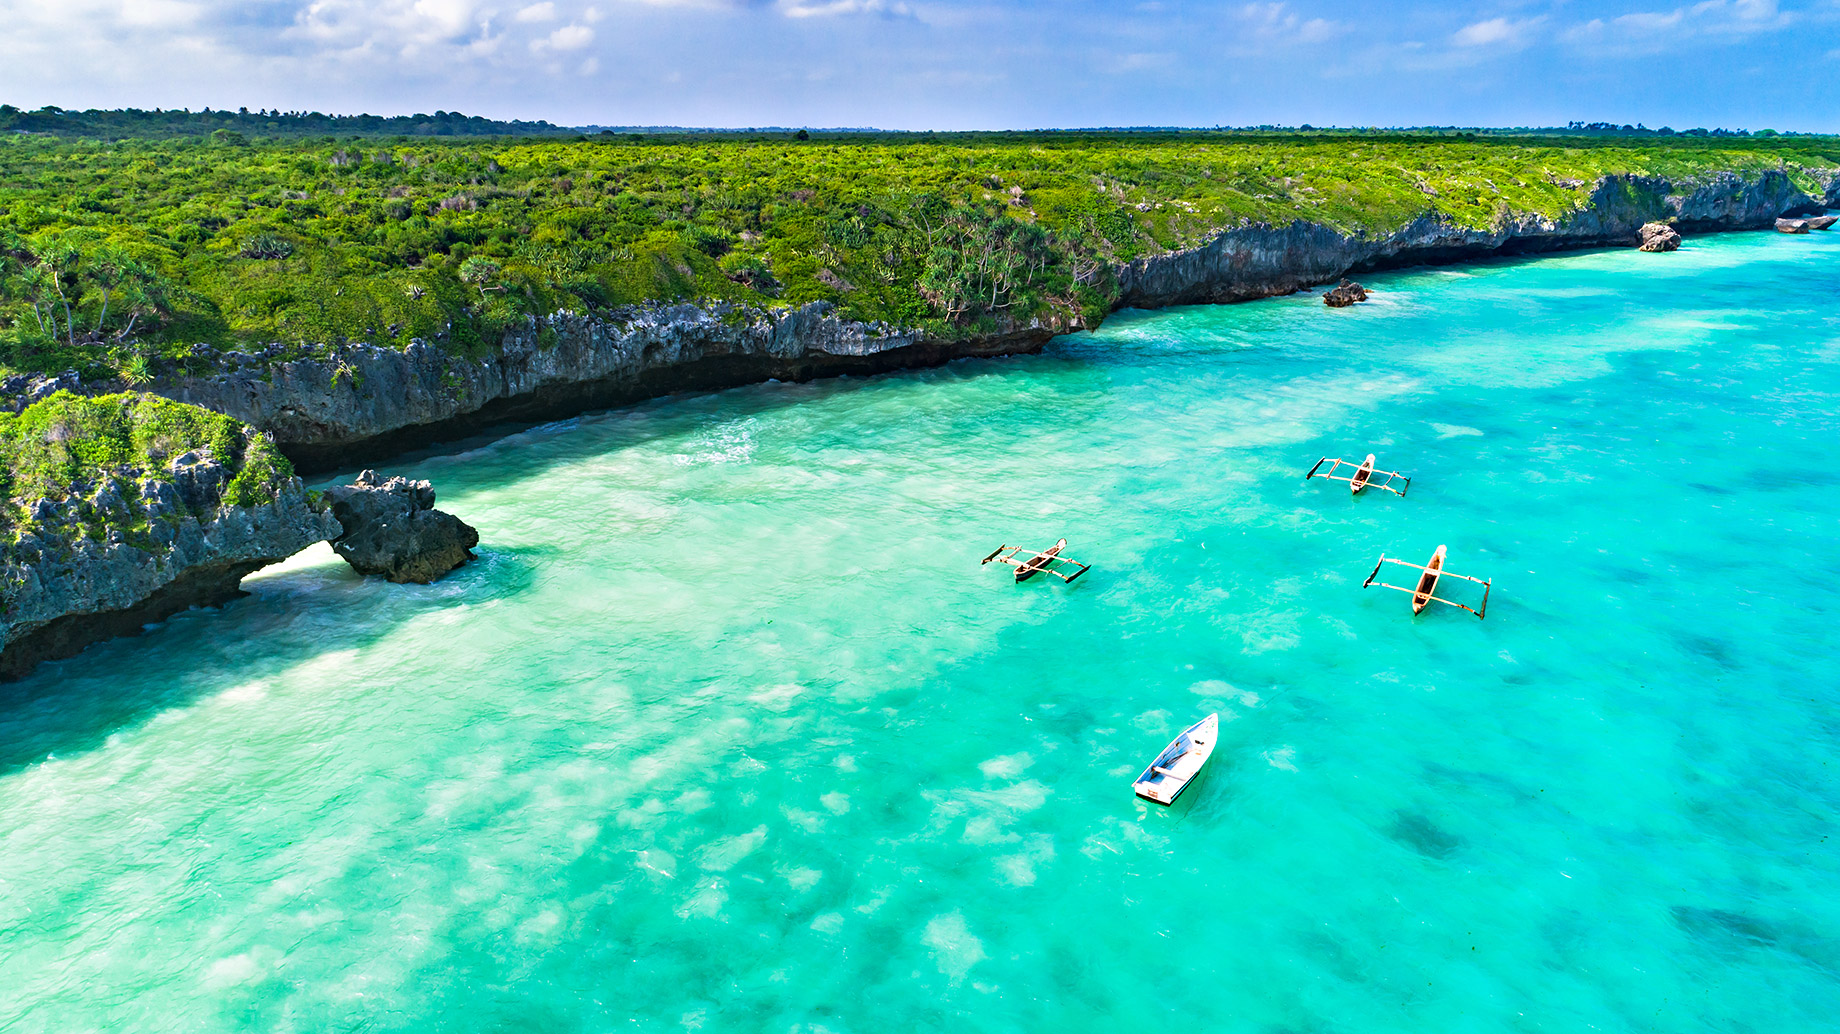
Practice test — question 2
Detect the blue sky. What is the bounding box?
[0,0,1834,130]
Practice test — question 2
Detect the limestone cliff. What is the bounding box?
[0,394,341,680]
[151,302,1064,473]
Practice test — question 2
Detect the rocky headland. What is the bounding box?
[0,394,480,680]
[0,394,341,680]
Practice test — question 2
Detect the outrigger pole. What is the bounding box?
[1363,553,1491,619]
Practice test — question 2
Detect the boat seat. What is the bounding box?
[1152,765,1178,778]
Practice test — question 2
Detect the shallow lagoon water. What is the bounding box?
[3,232,1839,1031]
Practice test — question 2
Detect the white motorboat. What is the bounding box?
[1132,713,1219,805]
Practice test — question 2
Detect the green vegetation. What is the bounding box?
[0,104,569,140]
[0,392,294,544]
[3,129,1837,378]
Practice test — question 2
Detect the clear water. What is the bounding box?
[4,232,1839,1032]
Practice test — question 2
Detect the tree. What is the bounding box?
[458,256,503,300]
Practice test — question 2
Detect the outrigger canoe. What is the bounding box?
[981,539,1091,584]
[1132,714,1219,806]
[1363,544,1490,619]
[1305,455,1410,497]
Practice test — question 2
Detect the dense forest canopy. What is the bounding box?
[2,123,1837,381]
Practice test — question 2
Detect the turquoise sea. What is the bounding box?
[3,232,1839,1031]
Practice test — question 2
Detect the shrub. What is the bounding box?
[239,233,295,260]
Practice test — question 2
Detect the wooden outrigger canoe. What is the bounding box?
[981,539,1091,584]
[1363,544,1491,619]
[1132,714,1219,806]
[1306,455,1410,497]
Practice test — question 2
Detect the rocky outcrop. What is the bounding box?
[1117,170,1820,309]
[1639,222,1682,252]
[1,370,84,415]
[0,456,340,681]
[1777,215,1838,233]
[1322,280,1369,306]
[324,470,478,584]
[149,301,1067,473]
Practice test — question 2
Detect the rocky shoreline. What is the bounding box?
[4,167,1835,680]
[106,169,1836,475]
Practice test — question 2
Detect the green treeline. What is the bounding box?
[3,130,1837,380]
[0,104,568,140]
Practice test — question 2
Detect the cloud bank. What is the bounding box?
[0,0,1832,129]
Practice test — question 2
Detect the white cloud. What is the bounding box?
[515,2,558,21]
[779,0,912,17]
[532,23,595,50]
[1562,0,1794,52]
[1451,16,1543,48]
[1239,2,1341,45]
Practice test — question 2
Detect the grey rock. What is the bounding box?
[1776,217,1811,234]
[1806,214,1837,231]
[169,452,228,513]
[1322,279,1369,307]
[1638,222,1682,252]
[325,469,479,584]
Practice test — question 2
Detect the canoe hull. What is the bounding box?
[1412,545,1446,614]
[1351,453,1376,495]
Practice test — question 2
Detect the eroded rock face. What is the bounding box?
[1776,217,1812,234]
[149,302,1071,473]
[1323,279,1369,306]
[325,470,478,584]
[1639,222,1682,252]
[1806,215,1837,231]
[0,454,340,681]
[1118,169,1823,309]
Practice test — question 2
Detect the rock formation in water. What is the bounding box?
[324,470,478,584]
[0,394,341,681]
[122,168,1838,474]
[1802,215,1837,231]
[1776,217,1812,234]
[1638,222,1683,252]
[1322,279,1369,306]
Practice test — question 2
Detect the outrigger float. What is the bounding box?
[981,539,1091,584]
[1306,454,1410,497]
[1363,544,1491,619]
